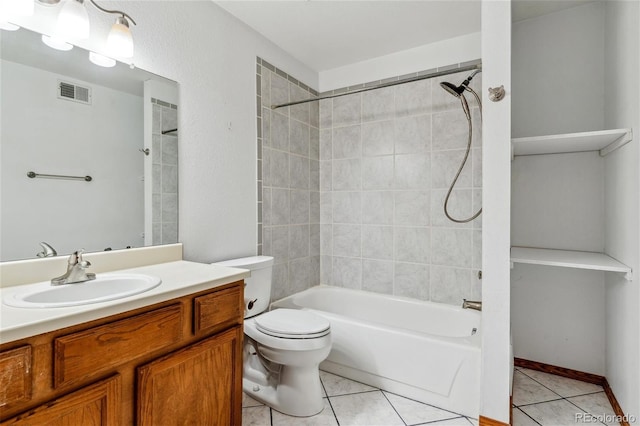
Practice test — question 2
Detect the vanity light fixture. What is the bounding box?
[106,15,134,58]
[0,0,34,28]
[41,34,73,51]
[36,0,136,58]
[89,51,116,67]
[56,0,90,40]
[0,22,21,31]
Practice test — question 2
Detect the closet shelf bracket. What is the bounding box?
[599,128,633,157]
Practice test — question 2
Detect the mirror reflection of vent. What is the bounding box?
[58,81,92,105]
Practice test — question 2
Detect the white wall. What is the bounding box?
[511,1,604,138]
[603,0,639,419]
[0,60,143,260]
[510,1,608,375]
[319,32,481,92]
[480,1,511,422]
[10,1,318,264]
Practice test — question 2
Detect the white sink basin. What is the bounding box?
[3,273,162,308]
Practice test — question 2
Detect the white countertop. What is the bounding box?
[0,260,250,344]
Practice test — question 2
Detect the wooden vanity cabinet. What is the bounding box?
[0,280,244,425]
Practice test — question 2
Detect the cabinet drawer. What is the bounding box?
[2,375,121,425]
[194,286,243,334]
[54,304,183,388]
[0,346,31,407]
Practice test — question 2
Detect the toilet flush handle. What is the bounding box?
[247,299,258,310]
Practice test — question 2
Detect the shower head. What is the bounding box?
[440,69,481,98]
[440,81,465,97]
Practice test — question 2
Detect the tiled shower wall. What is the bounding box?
[257,58,321,301]
[151,98,179,245]
[257,60,483,305]
[318,66,483,304]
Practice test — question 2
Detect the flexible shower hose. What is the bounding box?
[443,87,483,223]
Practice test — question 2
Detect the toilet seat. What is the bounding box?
[254,309,330,339]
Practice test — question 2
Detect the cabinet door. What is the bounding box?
[1,375,121,425]
[137,326,242,426]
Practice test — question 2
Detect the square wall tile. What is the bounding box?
[332,256,362,289]
[362,87,395,122]
[362,225,394,260]
[333,93,361,127]
[290,119,310,157]
[395,154,430,189]
[333,224,361,257]
[333,125,361,159]
[394,262,429,300]
[394,227,430,263]
[362,259,393,294]
[395,114,431,154]
[361,191,394,225]
[333,159,361,191]
[430,266,472,306]
[395,190,430,226]
[362,120,395,156]
[362,156,394,190]
[289,224,310,259]
[332,191,361,224]
[395,79,431,117]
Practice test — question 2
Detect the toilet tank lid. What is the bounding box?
[213,255,274,270]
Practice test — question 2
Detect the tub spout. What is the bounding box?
[462,299,482,311]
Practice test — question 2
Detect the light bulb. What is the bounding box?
[89,51,116,68]
[56,0,89,40]
[42,34,73,51]
[107,16,133,58]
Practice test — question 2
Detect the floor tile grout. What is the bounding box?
[380,390,408,426]
[515,406,543,426]
[244,368,616,426]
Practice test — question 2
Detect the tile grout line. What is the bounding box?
[516,369,607,406]
[380,390,408,426]
[516,390,614,426]
[320,376,341,425]
[514,406,543,426]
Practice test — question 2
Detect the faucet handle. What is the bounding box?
[76,249,91,268]
[37,242,57,258]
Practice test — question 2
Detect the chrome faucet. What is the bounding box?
[462,299,482,311]
[51,250,96,286]
[37,242,57,258]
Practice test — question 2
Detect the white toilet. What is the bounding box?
[214,256,331,417]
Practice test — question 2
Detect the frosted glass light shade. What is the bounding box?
[107,18,133,58]
[89,51,115,68]
[56,0,89,40]
[42,34,73,51]
[0,22,20,31]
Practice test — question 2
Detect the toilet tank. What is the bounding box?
[213,256,273,318]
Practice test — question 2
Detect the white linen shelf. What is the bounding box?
[510,247,633,281]
[511,128,632,158]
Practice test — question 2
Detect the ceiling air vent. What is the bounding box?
[58,81,92,105]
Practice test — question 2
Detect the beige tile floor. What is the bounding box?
[513,366,618,426]
[242,368,619,426]
[242,370,478,426]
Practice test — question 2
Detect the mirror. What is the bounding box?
[1,27,179,262]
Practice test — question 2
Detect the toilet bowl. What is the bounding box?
[214,256,331,417]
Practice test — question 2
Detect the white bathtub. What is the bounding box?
[271,286,481,418]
